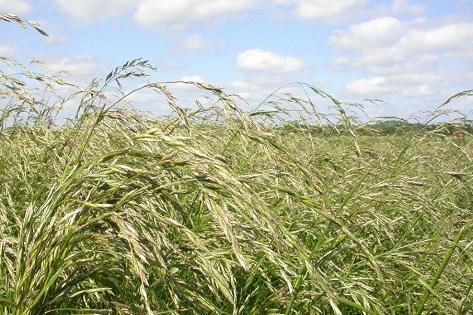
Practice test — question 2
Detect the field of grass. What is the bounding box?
[0,17,472,315]
[0,58,472,315]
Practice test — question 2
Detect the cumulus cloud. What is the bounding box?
[330,56,351,70]
[230,78,297,103]
[229,80,263,100]
[172,75,206,91]
[53,0,368,28]
[237,49,305,73]
[53,0,255,29]
[397,23,473,56]
[391,0,425,16]
[55,0,137,23]
[275,0,366,22]
[0,0,31,15]
[331,17,473,99]
[134,0,255,30]
[172,34,207,52]
[347,77,389,95]
[39,56,102,77]
[232,49,307,102]
[334,18,473,60]
[180,75,205,82]
[331,17,403,50]
[347,76,435,97]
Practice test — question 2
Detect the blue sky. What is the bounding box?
[1,0,472,118]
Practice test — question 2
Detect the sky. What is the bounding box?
[1,0,473,119]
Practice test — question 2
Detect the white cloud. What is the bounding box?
[356,47,404,68]
[230,80,263,100]
[174,75,205,91]
[400,84,433,97]
[275,0,366,22]
[331,17,403,50]
[332,19,473,61]
[53,0,365,28]
[397,23,473,55]
[391,0,425,16]
[347,77,389,95]
[173,34,207,52]
[0,0,31,15]
[349,22,473,72]
[55,0,137,23]
[237,49,305,73]
[231,80,251,89]
[53,0,255,28]
[330,56,351,70]
[127,89,161,104]
[347,76,435,97]
[332,18,473,100]
[39,56,102,77]
[180,75,204,82]
[233,49,306,102]
[134,0,255,30]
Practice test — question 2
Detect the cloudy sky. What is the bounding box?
[1,0,472,118]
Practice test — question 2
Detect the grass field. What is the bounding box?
[0,18,472,313]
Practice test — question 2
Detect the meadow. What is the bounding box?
[0,15,472,315]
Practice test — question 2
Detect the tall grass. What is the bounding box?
[0,14,472,314]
